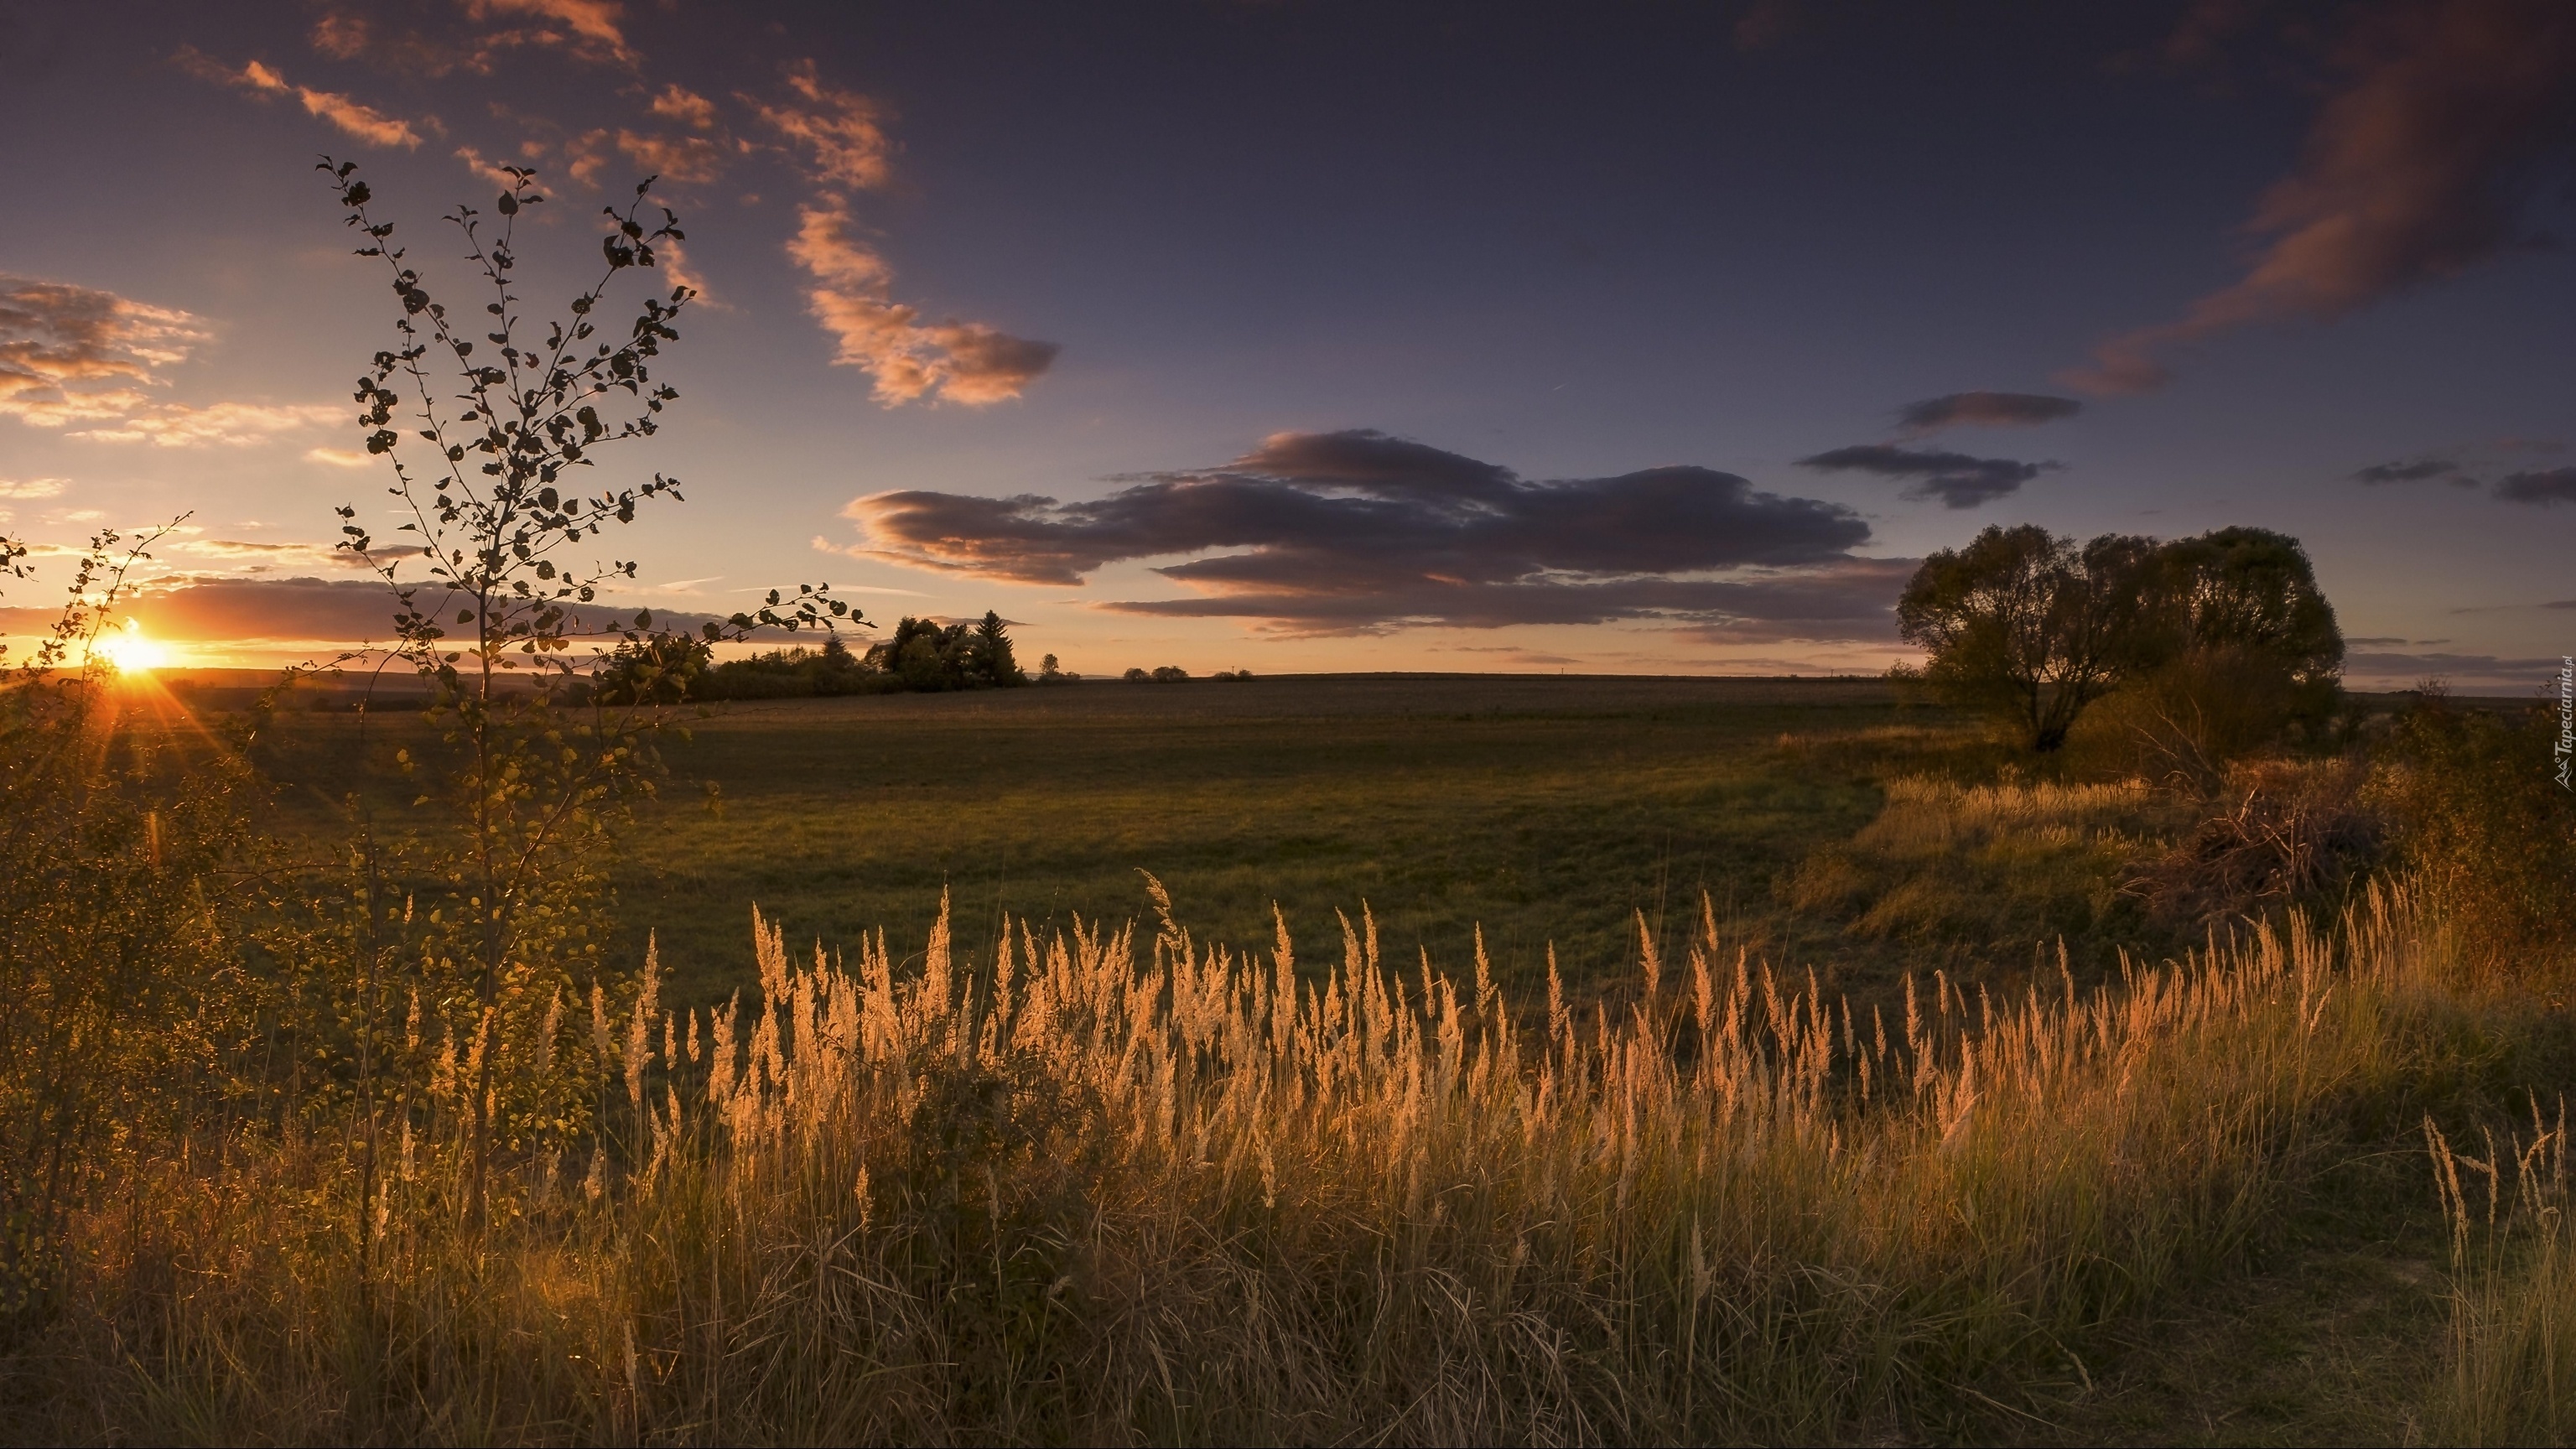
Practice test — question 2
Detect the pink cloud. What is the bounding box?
[786,197,1057,406]
[750,60,895,190]
[2064,0,2576,395]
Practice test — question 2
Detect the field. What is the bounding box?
[251,674,1914,1003]
[13,668,2576,1445]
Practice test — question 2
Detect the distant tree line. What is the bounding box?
[1898,524,2344,775]
[595,610,1033,703]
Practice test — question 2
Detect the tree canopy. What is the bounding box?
[1898,523,2342,753]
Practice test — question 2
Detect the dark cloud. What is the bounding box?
[1794,444,2057,508]
[2065,0,2576,395]
[844,428,1892,636]
[2345,649,2572,688]
[2496,466,2576,505]
[2351,457,2475,485]
[1893,392,2082,436]
[1101,561,1918,637]
[0,575,767,647]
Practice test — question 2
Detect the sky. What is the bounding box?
[1,0,2572,686]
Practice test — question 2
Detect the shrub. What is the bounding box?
[2368,693,2576,977]
[1150,665,1189,682]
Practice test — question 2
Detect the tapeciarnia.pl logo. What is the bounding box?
[2558,656,2573,792]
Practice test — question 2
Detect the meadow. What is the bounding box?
[8,667,2575,1445]
[243,673,2185,1009]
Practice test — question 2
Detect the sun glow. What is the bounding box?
[94,619,172,673]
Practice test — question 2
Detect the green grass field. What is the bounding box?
[253,674,1950,1005]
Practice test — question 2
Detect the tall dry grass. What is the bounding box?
[15,880,2450,1444]
[2428,1104,2576,1445]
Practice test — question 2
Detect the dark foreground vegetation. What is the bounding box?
[8,159,2576,1444]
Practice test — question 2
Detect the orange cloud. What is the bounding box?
[650,82,717,130]
[72,402,340,449]
[615,127,725,184]
[0,274,208,428]
[174,538,423,572]
[460,0,636,65]
[182,48,429,148]
[454,145,522,187]
[785,197,1057,406]
[750,60,894,190]
[0,477,68,500]
[2065,0,2576,394]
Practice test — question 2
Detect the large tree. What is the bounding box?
[1897,525,2159,751]
[1898,522,2344,756]
[2145,525,2344,722]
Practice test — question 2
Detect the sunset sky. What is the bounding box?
[2,0,2571,685]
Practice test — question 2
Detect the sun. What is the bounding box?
[94,619,172,674]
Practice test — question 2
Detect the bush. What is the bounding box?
[2368,693,2576,977]
[2064,644,2306,791]
[1150,665,1189,683]
[687,615,1034,701]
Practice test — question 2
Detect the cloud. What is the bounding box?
[2496,466,2576,505]
[1098,562,1919,638]
[2352,456,2475,484]
[649,83,717,130]
[1893,391,2082,436]
[841,428,1893,636]
[750,60,895,190]
[460,0,636,66]
[304,447,376,468]
[173,538,425,573]
[0,273,208,428]
[2345,648,2573,688]
[453,145,522,187]
[2064,0,2576,394]
[1794,444,2058,508]
[0,478,68,499]
[0,574,764,648]
[615,128,725,184]
[180,49,429,148]
[787,196,1058,405]
[72,401,340,448]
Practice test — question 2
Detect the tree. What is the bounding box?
[1897,525,2157,751]
[969,610,1027,686]
[592,631,712,704]
[2147,526,2344,725]
[320,159,857,1218]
